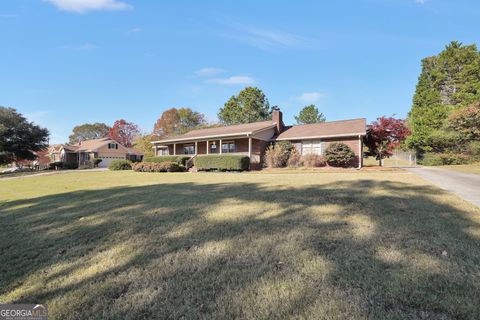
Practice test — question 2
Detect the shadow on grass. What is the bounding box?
[1,179,479,319]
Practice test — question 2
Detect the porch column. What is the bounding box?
[248,137,252,159]
[358,135,362,169]
[195,141,198,155]
[219,139,222,154]
[173,143,176,156]
[206,141,209,155]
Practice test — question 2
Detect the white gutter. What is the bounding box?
[274,132,366,141]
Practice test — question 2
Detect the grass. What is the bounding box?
[1,171,480,319]
[437,163,480,175]
[363,156,414,167]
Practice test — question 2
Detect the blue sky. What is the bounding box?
[1,0,479,143]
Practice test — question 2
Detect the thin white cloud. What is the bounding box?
[415,0,426,4]
[194,67,225,77]
[60,43,97,50]
[219,21,309,51]
[125,27,141,35]
[297,92,324,103]
[45,0,132,13]
[206,76,257,85]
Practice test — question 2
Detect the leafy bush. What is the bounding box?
[324,143,356,167]
[49,161,63,170]
[287,148,302,167]
[144,156,191,166]
[300,154,326,167]
[93,158,102,168]
[108,160,132,170]
[264,143,290,168]
[425,129,463,153]
[194,155,250,171]
[420,153,471,166]
[63,162,79,170]
[131,161,185,172]
[467,141,480,158]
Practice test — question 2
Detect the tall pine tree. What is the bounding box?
[406,41,480,152]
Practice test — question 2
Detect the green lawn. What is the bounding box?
[1,171,479,319]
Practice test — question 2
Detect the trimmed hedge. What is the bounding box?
[194,155,250,171]
[131,161,185,172]
[108,160,132,170]
[144,156,191,166]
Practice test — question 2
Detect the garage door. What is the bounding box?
[98,156,126,168]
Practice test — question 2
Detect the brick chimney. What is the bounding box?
[272,106,285,133]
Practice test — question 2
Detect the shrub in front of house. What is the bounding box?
[144,156,191,166]
[420,153,470,166]
[49,161,64,170]
[131,161,185,172]
[324,143,356,167]
[194,155,250,171]
[300,154,327,167]
[287,148,302,167]
[63,162,79,170]
[93,158,102,168]
[108,160,132,170]
[264,143,290,168]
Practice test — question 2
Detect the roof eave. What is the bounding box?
[274,132,366,141]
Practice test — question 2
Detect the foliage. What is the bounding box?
[108,120,140,148]
[194,155,250,171]
[153,107,207,138]
[93,158,103,168]
[448,101,480,140]
[218,87,270,125]
[364,116,411,166]
[144,156,191,166]
[0,107,49,165]
[467,141,480,158]
[63,162,79,170]
[108,160,132,170]
[420,153,470,166]
[132,134,155,158]
[424,129,463,153]
[48,161,63,170]
[324,143,356,167]
[294,104,326,124]
[300,154,327,167]
[264,143,291,168]
[407,42,480,151]
[131,161,185,172]
[68,123,110,144]
[287,148,302,167]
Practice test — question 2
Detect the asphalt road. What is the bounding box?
[403,166,480,207]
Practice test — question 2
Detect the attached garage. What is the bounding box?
[97,156,127,168]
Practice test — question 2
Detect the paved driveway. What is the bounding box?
[403,166,480,207]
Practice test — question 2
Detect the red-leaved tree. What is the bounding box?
[108,119,140,147]
[364,116,410,166]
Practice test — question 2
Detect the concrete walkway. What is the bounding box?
[402,166,480,207]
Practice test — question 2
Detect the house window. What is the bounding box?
[301,140,323,155]
[183,145,195,155]
[210,142,217,153]
[222,142,235,153]
[108,143,118,150]
[158,148,169,156]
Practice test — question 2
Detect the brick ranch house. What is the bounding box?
[49,137,144,168]
[152,108,366,169]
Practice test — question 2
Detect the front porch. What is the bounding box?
[153,137,269,168]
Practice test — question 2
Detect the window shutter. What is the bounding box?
[321,142,327,155]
